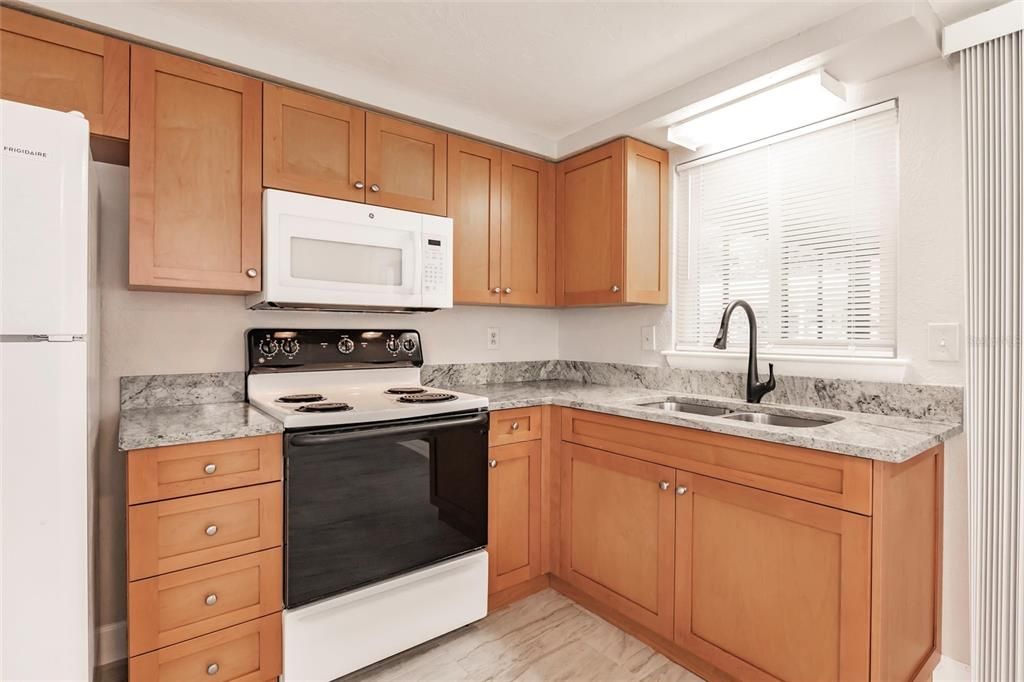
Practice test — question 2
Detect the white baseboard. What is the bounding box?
[96,621,126,667]
[934,655,972,681]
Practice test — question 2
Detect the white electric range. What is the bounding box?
[246,328,489,682]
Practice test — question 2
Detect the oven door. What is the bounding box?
[284,411,489,608]
[263,189,423,309]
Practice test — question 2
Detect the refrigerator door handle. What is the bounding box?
[0,334,84,342]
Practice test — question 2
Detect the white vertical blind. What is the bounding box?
[674,105,899,357]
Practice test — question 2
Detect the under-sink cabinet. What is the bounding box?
[554,408,942,682]
[125,434,284,681]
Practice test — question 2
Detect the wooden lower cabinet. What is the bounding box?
[674,472,871,682]
[488,439,542,593]
[551,409,943,682]
[559,442,676,638]
[127,435,284,681]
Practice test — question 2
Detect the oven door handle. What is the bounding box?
[289,413,489,447]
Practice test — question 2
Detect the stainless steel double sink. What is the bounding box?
[637,399,838,428]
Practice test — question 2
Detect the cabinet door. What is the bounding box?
[366,113,447,215]
[488,440,542,594]
[0,8,129,139]
[560,442,675,637]
[624,139,669,304]
[500,151,555,306]
[556,139,624,306]
[263,84,366,202]
[129,47,262,293]
[448,135,501,305]
[675,471,871,682]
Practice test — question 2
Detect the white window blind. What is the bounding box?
[674,104,898,357]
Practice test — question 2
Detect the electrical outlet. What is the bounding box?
[641,326,656,351]
[487,327,500,350]
[928,322,960,362]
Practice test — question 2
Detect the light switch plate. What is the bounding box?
[928,322,960,362]
[641,326,656,351]
[487,327,500,350]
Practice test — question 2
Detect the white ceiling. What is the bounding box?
[142,1,857,140]
[24,0,1006,156]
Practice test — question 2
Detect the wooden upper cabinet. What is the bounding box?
[488,439,542,594]
[674,472,871,682]
[129,46,262,294]
[0,8,128,139]
[556,138,668,306]
[560,442,676,638]
[500,150,555,306]
[448,135,502,305]
[624,139,669,304]
[263,84,366,202]
[366,113,447,215]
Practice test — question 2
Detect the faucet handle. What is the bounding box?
[766,362,776,390]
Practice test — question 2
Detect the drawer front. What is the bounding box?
[128,483,282,581]
[560,409,872,514]
[129,613,282,682]
[128,548,282,656]
[489,407,543,446]
[128,435,282,504]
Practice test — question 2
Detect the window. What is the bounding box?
[674,102,898,358]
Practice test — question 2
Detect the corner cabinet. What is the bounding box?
[128,46,263,294]
[556,138,669,306]
[0,7,129,140]
[449,135,555,306]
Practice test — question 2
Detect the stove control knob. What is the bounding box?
[337,337,355,354]
[402,337,417,353]
[385,336,400,354]
[281,339,300,357]
[258,338,279,358]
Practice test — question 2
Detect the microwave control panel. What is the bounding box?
[422,233,447,295]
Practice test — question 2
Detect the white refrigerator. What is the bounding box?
[0,99,97,681]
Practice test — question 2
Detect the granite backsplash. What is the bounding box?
[121,360,963,423]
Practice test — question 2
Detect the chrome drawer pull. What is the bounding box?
[204,463,217,475]
[205,525,218,537]
[207,663,219,676]
[659,480,670,491]
[205,593,218,606]
[510,421,520,431]
[488,459,497,468]
[676,486,689,496]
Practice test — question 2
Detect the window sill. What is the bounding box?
[662,350,909,383]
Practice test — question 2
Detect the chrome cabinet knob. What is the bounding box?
[611,284,621,293]
[203,463,217,475]
[492,287,501,294]
[510,421,519,431]
[207,663,219,676]
[488,459,497,468]
[676,486,689,496]
[370,184,381,192]
[659,480,670,491]
[504,287,512,294]
[205,524,218,537]
[205,593,218,606]
[246,268,258,278]
[354,181,365,189]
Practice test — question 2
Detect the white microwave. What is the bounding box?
[248,190,453,312]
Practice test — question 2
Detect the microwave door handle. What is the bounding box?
[289,413,488,447]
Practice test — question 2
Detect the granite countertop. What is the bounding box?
[119,402,284,451]
[442,380,962,463]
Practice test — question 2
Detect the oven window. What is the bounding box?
[285,422,488,608]
[291,236,403,285]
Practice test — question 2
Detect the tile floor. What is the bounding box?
[341,589,704,681]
